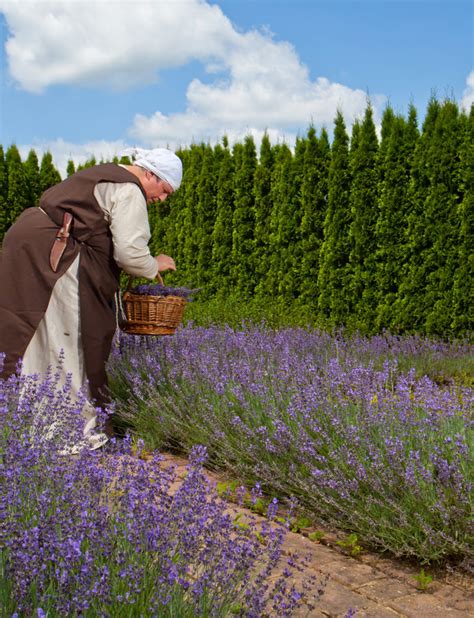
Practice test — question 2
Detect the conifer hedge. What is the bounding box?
[1,98,472,337]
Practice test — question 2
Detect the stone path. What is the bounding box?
[156,452,474,618]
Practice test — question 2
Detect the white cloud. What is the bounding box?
[461,70,474,110]
[0,0,237,93]
[128,27,385,147]
[2,0,386,151]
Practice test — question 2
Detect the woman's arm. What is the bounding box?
[95,182,161,279]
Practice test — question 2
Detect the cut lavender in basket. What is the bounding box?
[132,283,199,300]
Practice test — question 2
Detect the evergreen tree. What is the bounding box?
[374,106,419,331]
[180,144,204,284]
[158,148,188,284]
[5,143,21,168]
[299,126,330,308]
[0,146,8,241]
[39,152,62,193]
[253,133,275,298]
[195,144,217,294]
[24,149,41,205]
[77,156,97,171]
[147,195,162,259]
[318,111,352,325]
[423,100,464,335]
[6,145,30,226]
[451,104,474,334]
[66,159,76,176]
[279,136,305,300]
[211,137,235,296]
[350,121,361,155]
[395,97,441,332]
[377,105,396,180]
[347,105,379,331]
[149,188,177,281]
[231,135,257,297]
[266,143,295,300]
[0,146,7,200]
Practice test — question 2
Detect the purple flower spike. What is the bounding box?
[108,325,474,566]
[2,363,321,616]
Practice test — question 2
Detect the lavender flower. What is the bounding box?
[1,368,321,616]
[131,283,199,300]
[108,325,474,566]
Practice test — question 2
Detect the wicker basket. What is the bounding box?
[121,274,187,336]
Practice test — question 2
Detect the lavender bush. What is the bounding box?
[1,365,321,616]
[108,325,474,567]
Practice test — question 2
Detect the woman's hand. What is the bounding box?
[155,254,176,272]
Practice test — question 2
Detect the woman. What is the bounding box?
[0,147,182,449]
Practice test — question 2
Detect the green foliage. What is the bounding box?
[6,145,30,226]
[396,97,441,332]
[231,136,257,297]
[318,111,352,326]
[299,126,330,308]
[423,100,463,335]
[375,108,419,331]
[211,137,235,296]
[451,105,474,334]
[336,533,363,556]
[157,148,187,280]
[0,146,8,241]
[77,156,97,171]
[195,145,218,295]
[348,105,379,331]
[0,96,469,338]
[24,149,41,206]
[66,159,76,176]
[253,133,275,298]
[265,143,300,301]
[413,568,433,591]
[289,516,313,533]
[180,145,205,284]
[39,151,61,193]
[308,531,325,543]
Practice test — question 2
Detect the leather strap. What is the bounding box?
[49,212,73,272]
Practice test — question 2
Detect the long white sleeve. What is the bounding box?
[94,182,159,279]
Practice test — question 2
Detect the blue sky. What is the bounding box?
[0,0,472,176]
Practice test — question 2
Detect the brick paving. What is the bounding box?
[156,452,474,618]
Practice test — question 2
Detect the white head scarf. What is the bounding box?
[120,147,183,191]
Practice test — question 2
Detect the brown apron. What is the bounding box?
[0,163,147,405]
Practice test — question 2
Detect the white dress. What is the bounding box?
[21,180,158,449]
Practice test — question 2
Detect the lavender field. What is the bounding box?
[1,369,318,616]
[108,325,474,568]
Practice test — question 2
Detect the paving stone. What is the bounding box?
[314,579,377,616]
[282,536,343,566]
[444,570,474,592]
[321,560,386,589]
[155,452,473,618]
[291,606,327,617]
[358,578,416,602]
[431,582,474,611]
[353,607,401,617]
[389,593,471,617]
[358,555,418,582]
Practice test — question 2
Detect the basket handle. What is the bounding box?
[126,270,164,292]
